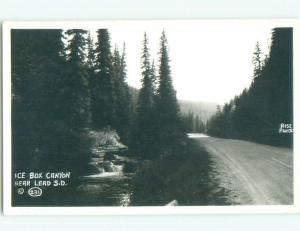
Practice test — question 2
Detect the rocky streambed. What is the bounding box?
[75,146,140,206]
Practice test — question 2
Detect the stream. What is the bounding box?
[75,146,139,206]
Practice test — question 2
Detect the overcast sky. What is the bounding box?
[91,22,273,104]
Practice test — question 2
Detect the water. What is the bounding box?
[75,148,139,206]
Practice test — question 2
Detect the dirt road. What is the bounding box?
[194,135,293,205]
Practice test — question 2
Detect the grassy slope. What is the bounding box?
[130,139,230,206]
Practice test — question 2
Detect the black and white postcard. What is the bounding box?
[2,20,299,215]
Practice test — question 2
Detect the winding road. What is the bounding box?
[190,134,293,205]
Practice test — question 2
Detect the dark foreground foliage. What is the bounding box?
[131,140,231,206]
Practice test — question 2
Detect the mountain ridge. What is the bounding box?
[129,86,218,121]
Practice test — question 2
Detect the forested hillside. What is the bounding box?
[179,100,217,133]
[207,28,293,147]
[128,88,217,134]
[179,100,217,122]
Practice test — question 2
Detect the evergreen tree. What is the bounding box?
[120,44,133,143]
[92,29,116,129]
[150,59,157,91]
[86,32,96,69]
[195,115,205,133]
[252,42,263,80]
[112,44,133,143]
[134,33,156,156]
[41,29,92,175]
[64,29,91,128]
[263,28,293,146]
[86,31,96,108]
[206,105,224,137]
[154,31,183,156]
[12,29,65,171]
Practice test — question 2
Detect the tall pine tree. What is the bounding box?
[252,42,263,81]
[91,29,116,129]
[112,44,133,143]
[135,33,157,157]
[45,29,92,175]
[154,31,183,156]
[86,32,96,69]
[64,29,91,128]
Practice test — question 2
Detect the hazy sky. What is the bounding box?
[91,22,273,104]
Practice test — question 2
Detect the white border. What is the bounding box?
[2,20,300,215]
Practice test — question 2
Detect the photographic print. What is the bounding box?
[2,20,298,214]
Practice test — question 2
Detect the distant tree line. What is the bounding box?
[12,29,185,175]
[206,28,293,147]
[181,111,205,133]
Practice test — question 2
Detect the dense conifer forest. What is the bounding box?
[206,28,293,147]
[12,29,185,176]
